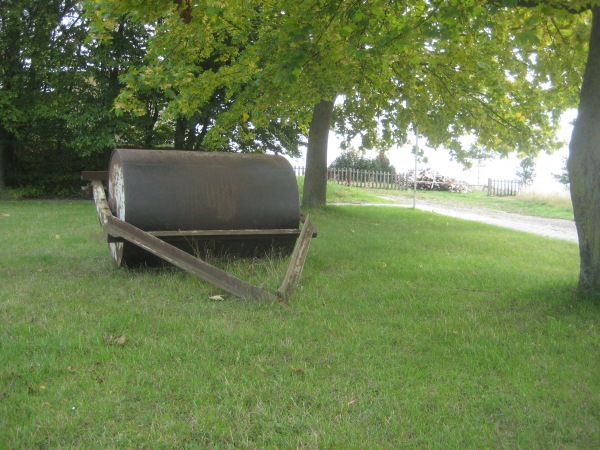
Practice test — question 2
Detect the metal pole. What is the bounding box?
[413,126,418,209]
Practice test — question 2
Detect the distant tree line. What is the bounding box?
[329,149,396,174]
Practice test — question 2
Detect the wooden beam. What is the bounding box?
[91,181,113,228]
[105,217,277,301]
[82,171,109,181]
[148,229,302,238]
[277,215,316,302]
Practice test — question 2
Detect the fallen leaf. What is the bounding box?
[105,335,127,346]
[347,399,357,407]
[291,367,304,375]
[54,234,61,240]
[0,213,9,217]
[67,366,77,373]
[209,295,226,301]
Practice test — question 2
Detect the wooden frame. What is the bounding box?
[87,178,315,303]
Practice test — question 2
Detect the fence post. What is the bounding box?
[486,178,521,197]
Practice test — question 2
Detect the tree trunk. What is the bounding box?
[302,99,334,208]
[175,116,187,149]
[0,127,8,192]
[143,102,160,148]
[568,6,600,293]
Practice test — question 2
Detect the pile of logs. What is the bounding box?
[407,168,471,193]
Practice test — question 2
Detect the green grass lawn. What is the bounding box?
[298,177,395,205]
[1,200,598,448]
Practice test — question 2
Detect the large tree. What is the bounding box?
[90,1,581,200]
[492,0,600,293]
[0,0,84,191]
[92,1,307,155]
[0,1,160,193]
[568,5,600,293]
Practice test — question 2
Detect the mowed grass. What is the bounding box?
[1,200,599,448]
[298,177,394,204]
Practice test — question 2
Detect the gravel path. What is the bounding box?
[331,196,578,243]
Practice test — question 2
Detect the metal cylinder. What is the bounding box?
[107,149,300,266]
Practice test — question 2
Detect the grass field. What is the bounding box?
[1,199,598,448]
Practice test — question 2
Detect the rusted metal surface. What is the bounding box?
[108,149,299,230]
[107,149,300,266]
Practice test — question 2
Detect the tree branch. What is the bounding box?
[488,0,593,14]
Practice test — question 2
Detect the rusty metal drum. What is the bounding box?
[107,149,300,266]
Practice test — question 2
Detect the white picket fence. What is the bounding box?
[293,167,520,195]
[294,166,410,190]
[487,178,522,197]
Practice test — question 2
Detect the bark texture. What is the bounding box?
[302,99,334,208]
[175,116,187,149]
[568,6,600,293]
[0,128,8,192]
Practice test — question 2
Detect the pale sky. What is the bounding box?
[287,109,576,193]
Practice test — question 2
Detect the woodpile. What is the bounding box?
[407,169,471,193]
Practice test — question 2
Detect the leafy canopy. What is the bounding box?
[86,0,591,161]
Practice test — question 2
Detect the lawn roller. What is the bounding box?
[82,149,316,302]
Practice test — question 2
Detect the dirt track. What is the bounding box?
[332,196,578,243]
